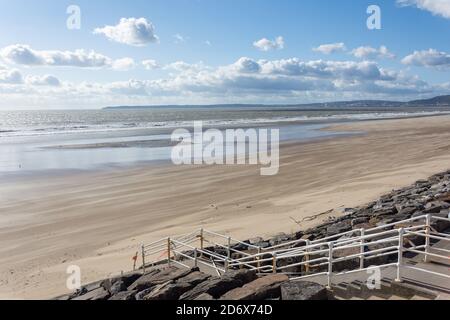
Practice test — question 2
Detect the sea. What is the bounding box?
[1,106,450,175]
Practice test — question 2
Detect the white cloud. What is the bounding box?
[313,43,346,54]
[0,68,23,84]
[253,36,284,52]
[164,61,207,73]
[351,46,396,60]
[230,57,261,73]
[0,56,444,108]
[112,57,136,71]
[402,49,450,68]
[25,75,61,86]
[204,40,212,46]
[107,79,149,96]
[0,44,134,70]
[93,18,159,46]
[397,0,450,19]
[142,59,159,70]
[257,58,393,81]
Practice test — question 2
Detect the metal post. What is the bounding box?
[360,228,365,269]
[194,248,198,268]
[272,253,277,274]
[226,237,231,271]
[200,229,204,257]
[327,242,333,289]
[167,237,171,267]
[424,214,431,263]
[141,244,146,274]
[305,240,311,273]
[396,228,404,282]
[257,247,262,271]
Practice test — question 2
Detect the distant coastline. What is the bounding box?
[104,95,450,110]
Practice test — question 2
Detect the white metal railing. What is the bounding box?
[138,214,450,288]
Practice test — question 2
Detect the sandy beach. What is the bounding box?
[2,115,450,299]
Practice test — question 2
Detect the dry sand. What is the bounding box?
[2,115,450,299]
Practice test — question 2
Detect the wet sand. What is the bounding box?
[2,115,450,299]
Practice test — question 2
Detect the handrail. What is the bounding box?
[138,214,450,288]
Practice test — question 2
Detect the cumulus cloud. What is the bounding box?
[142,59,159,70]
[112,57,136,71]
[397,0,450,19]
[25,74,61,86]
[107,79,149,96]
[164,61,207,73]
[351,46,396,60]
[0,56,444,107]
[0,44,134,70]
[230,57,262,73]
[93,18,159,46]
[313,43,346,54]
[0,68,23,84]
[253,36,284,51]
[257,58,394,81]
[402,49,450,68]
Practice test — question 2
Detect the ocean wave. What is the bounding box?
[1,110,449,138]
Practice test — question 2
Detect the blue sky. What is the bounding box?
[0,0,449,109]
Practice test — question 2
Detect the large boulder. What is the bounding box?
[177,271,211,286]
[194,293,215,300]
[179,270,257,300]
[144,271,212,300]
[144,281,192,300]
[326,221,352,236]
[280,281,328,300]
[269,233,291,247]
[219,274,289,300]
[72,287,110,301]
[423,201,450,214]
[109,280,127,295]
[108,290,137,300]
[128,267,196,291]
[135,288,154,301]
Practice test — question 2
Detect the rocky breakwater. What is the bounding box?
[231,170,450,273]
[59,268,329,301]
[57,170,450,300]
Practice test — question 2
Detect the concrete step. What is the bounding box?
[388,295,408,300]
[390,280,439,299]
[411,295,431,300]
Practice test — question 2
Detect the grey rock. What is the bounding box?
[109,280,127,295]
[351,217,369,227]
[269,233,290,246]
[128,267,196,291]
[220,274,289,300]
[194,293,215,300]
[424,201,450,214]
[135,288,154,301]
[108,290,137,301]
[399,207,418,216]
[326,221,352,236]
[180,270,257,300]
[280,281,328,300]
[144,281,193,300]
[177,271,211,286]
[72,287,110,301]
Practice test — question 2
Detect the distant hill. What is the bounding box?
[104,95,450,110]
[407,95,450,106]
